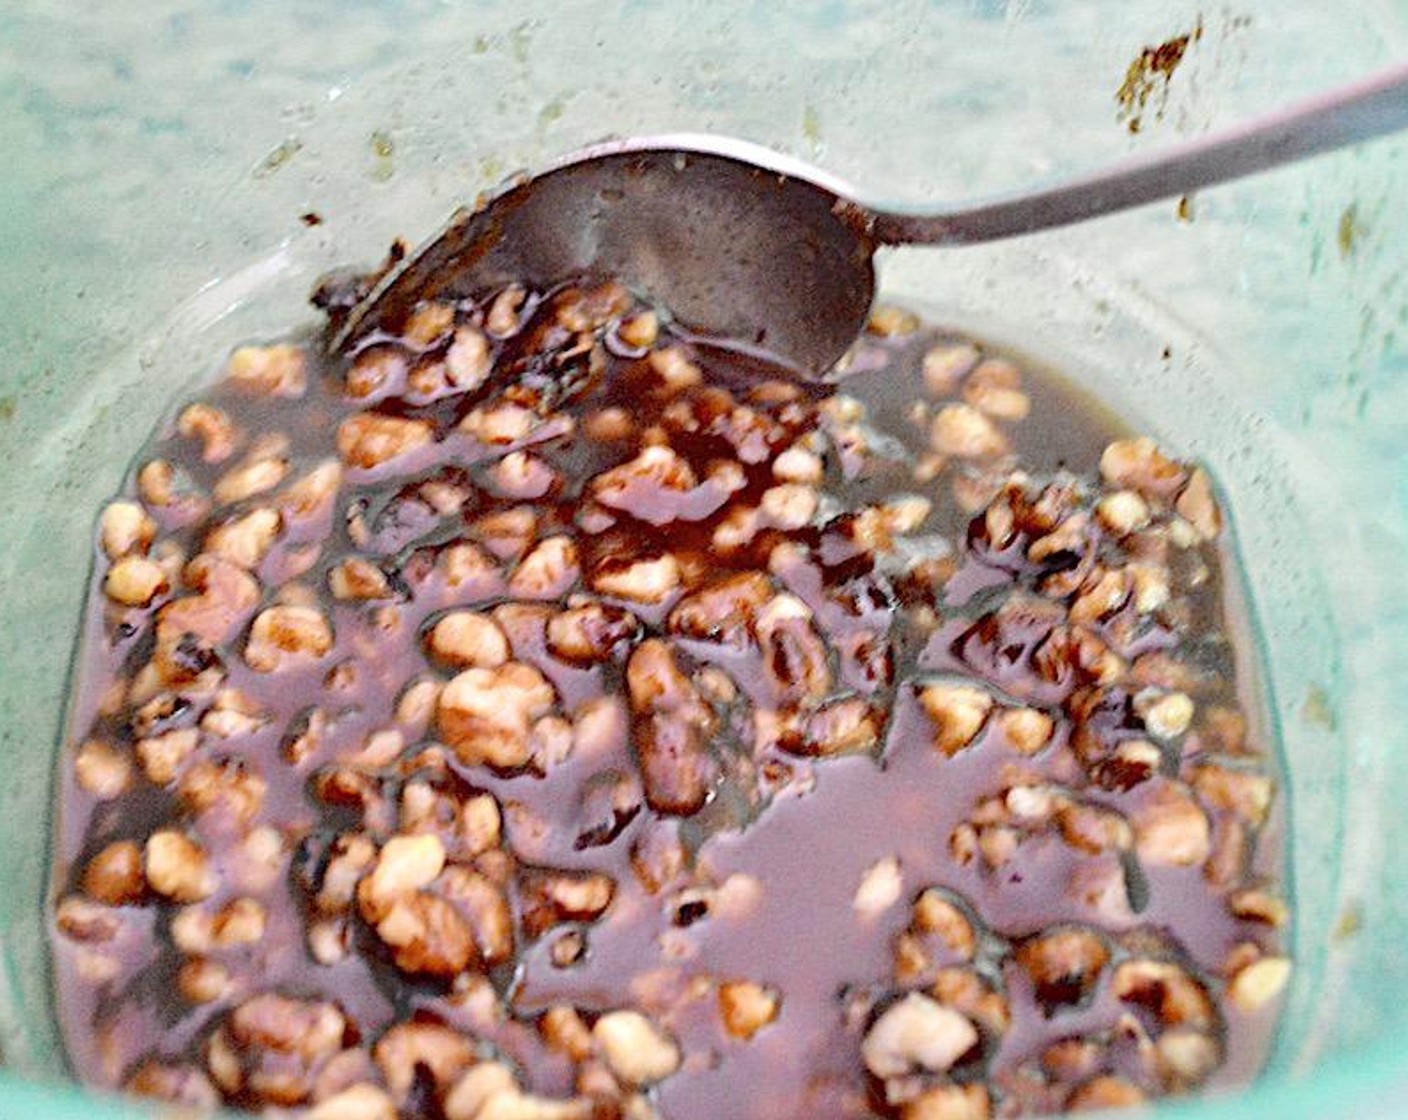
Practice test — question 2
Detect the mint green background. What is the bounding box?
[1,1,1405,1116]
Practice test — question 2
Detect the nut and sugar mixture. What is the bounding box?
[50,264,1289,1120]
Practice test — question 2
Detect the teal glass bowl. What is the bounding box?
[2,1,1405,1115]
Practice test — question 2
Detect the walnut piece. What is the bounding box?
[592,1010,682,1086]
[437,663,556,769]
[718,980,782,1041]
[862,993,978,1079]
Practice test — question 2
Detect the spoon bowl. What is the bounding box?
[333,138,879,375]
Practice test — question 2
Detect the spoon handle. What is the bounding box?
[871,60,1408,247]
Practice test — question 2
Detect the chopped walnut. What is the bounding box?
[345,346,406,399]
[403,301,455,348]
[521,869,615,939]
[773,444,825,484]
[1016,927,1111,1012]
[881,495,933,535]
[125,1061,220,1109]
[760,483,819,530]
[930,403,1008,459]
[668,571,771,647]
[104,555,169,607]
[83,840,145,905]
[202,898,268,947]
[855,856,905,918]
[226,344,307,398]
[867,305,919,337]
[648,346,704,393]
[210,993,350,1104]
[919,682,994,756]
[1067,1076,1146,1112]
[1190,763,1273,827]
[510,535,581,599]
[488,450,559,500]
[997,708,1054,755]
[100,501,157,559]
[281,460,344,521]
[55,896,122,944]
[213,454,289,506]
[862,993,978,1079]
[963,358,1030,421]
[428,610,511,669]
[631,821,689,895]
[626,639,717,815]
[1055,800,1133,855]
[539,1005,595,1060]
[245,605,334,672]
[926,968,1007,1038]
[1226,956,1291,1012]
[330,557,393,601]
[338,411,434,468]
[755,593,831,704]
[460,401,546,446]
[178,403,241,463]
[902,1084,990,1120]
[1138,690,1194,740]
[1095,490,1150,535]
[73,738,133,799]
[584,407,635,442]
[363,833,447,910]
[439,541,503,592]
[137,458,178,507]
[593,1010,682,1086]
[908,889,978,967]
[1111,959,1215,1030]
[1099,438,1186,501]
[1176,467,1222,540]
[718,980,781,1040]
[1229,887,1289,927]
[548,601,640,664]
[144,830,216,903]
[618,309,660,350]
[177,958,233,1004]
[711,504,761,552]
[205,507,281,568]
[572,695,630,762]
[799,697,883,757]
[360,891,478,977]
[922,342,981,395]
[591,445,697,517]
[175,758,265,828]
[444,1063,519,1120]
[309,1084,397,1120]
[311,834,377,916]
[438,662,556,769]
[485,285,527,336]
[592,554,682,604]
[445,326,491,389]
[1132,782,1211,867]
[199,689,267,740]
[1069,567,1130,626]
[374,1021,475,1100]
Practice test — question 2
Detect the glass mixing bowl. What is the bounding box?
[2,1,1405,1115]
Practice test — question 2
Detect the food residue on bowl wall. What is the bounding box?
[1115,18,1204,135]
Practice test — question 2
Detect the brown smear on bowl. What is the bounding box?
[1116,18,1204,135]
[49,258,1289,1119]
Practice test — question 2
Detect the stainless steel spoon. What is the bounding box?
[334,60,1408,378]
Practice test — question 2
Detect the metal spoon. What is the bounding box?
[334,60,1408,378]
